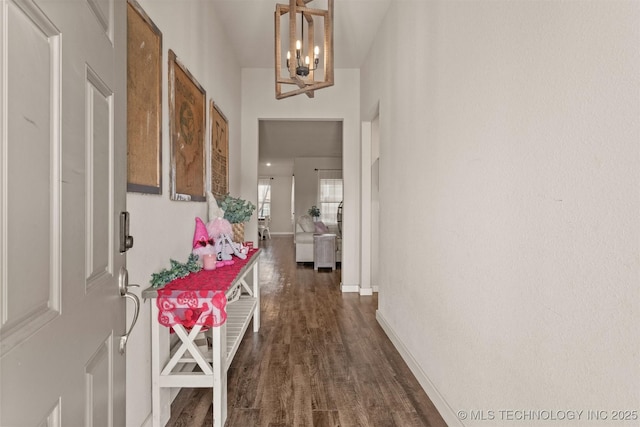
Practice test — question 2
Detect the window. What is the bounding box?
[319,176,342,225]
[258,178,271,217]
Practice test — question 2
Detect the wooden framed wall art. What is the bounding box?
[210,101,229,198]
[168,49,206,201]
[126,0,162,194]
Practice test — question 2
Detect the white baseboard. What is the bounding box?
[340,283,359,293]
[375,311,464,427]
[270,232,293,235]
[359,287,373,296]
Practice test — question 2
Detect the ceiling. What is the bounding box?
[211,0,392,69]
[259,120,343,173]
[211,0,391,172]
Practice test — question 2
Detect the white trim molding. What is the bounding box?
[340,283,359,293]
[359,287,373,296]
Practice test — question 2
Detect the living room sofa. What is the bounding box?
[295,215,341,263]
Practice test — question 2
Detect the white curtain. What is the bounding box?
[317,169,343,225]
[291,174,295,219]
[257,177,271,217]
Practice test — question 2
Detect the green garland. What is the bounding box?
[150,254,201,288]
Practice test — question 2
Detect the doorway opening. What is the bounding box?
[257,119,343,264]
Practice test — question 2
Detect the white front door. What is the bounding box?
[1,0,127,425]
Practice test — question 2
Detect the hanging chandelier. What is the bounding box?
[275,0,334,99]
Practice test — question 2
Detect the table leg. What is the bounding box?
[211,321,227,427]
[253,260,260,332]
[151,301,171,426]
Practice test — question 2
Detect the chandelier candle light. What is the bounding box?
[275,0,334,99]
[287,41,320,77]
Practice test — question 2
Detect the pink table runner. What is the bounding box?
[156,249,259,329]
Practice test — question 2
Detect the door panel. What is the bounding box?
[1,0,127,425]
[37,399,62,427]
[86,67,113,289]
[86,0,111,36]
[85,335,113,427]
[2,0,62,356]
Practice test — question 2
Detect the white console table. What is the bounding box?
[142,249,261,427]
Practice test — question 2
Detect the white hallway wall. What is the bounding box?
[258,162,294,235]
[361,2,639,426]
[241,69,361,290]
[125,1,241,426]
[259,175,294,235]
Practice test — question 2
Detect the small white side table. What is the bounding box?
[314,233,336,270]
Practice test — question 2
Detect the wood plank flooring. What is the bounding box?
[166,236,447,427]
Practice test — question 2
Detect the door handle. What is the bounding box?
[118,267,140,354]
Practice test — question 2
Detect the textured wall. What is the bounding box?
[361,1,640,425]
[125,1,241,425]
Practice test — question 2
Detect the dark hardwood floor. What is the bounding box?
[166,236,447,427]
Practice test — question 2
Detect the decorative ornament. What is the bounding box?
[206,217,233,239]
[193,216,217,270]
[206,191,225,222]
[192,217,212,248]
